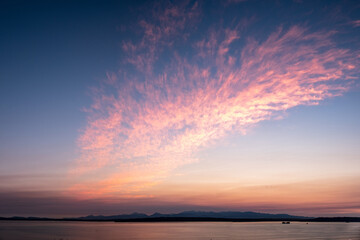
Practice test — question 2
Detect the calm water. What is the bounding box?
[0,221,359,240]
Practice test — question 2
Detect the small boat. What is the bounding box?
[282,221,290,224]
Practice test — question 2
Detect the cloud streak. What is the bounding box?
[3,177,360,217]
[351,20,360,27]
[72,5,359,197]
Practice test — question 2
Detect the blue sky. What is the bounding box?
[0,0,359,217]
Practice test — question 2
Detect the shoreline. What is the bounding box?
[1,217,359,223]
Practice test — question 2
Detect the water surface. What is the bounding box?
[0,221,359,240]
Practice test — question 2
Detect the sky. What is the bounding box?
[0,0,359,218]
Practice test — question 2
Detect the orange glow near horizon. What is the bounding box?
[64,176,360,217]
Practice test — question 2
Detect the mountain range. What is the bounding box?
[2,211,360,222]
[76,211,310,220]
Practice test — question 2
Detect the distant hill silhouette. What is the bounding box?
[2,211,360,222]
[77,212,148,220]
[77,210,310,221]
[0,211,360,222]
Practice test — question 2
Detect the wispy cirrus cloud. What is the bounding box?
[121,1,199,74]
[350,20,360,27]
[72,4,359,198]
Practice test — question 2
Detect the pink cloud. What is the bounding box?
[72,23,359,197]
[122,1,199,74]
[351,20,360,27]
